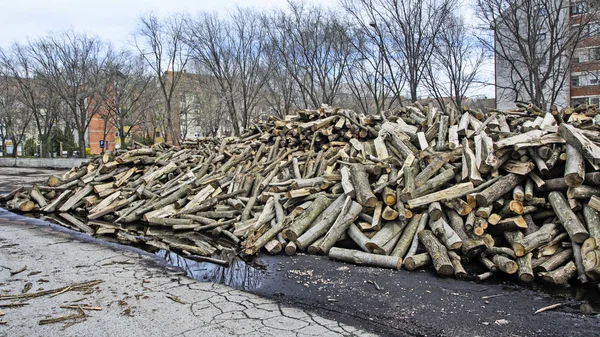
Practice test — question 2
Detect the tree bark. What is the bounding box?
[418,229,454,277]
[328,247,402,270]
[548,191,589,243]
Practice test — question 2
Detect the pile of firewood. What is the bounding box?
[2,102,600,287]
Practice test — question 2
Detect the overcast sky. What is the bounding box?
[0,0,494,98]
[0,0,316,48]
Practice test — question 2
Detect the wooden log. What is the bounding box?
[436,115,449,151]
[285,241,297,256]
[366,220,406,254]
[400,156,417,201]
[282,195,333,241]
[412,169,455,198]
[537,172,600,192]
[328,247,402,270]
[29,185,47,208]
[584,250,600,277]
[491,254,518,274]
[535,249,573,273]
[47,175,64,187]
[147,217,193,227]
[540,261,577,285]
[447,251,467,278]
[0,186,24,201]
[370,201,383,230]
[479,254,498,272]
[88,198,129,220]
[7,198,35,212]
[391,214,424,258]
[524,179,534,201]
[404,252,432,270]
[488,216,527,234]
[316,199,362,255]
[462,138,483,185]
[349,164,377,207]
[590,195,600,213]
[264,240,282,254]
[396,189,408,221]
[418,229,454,277]
[475,205,493,219]
[513,223,559,257]
[58,185,94,212]
[564,144,585,187]
[527,148,549,175]
[448,125,459,150]
[429,216,462,251]
[572,241,589,284]
[548,191,589,243]
[347,223,370,252]
[381,206,399,221]
[499,231,536,284]
[296,195,346,250]
[59,213,95,234]
[407,182,473,209]
[442,198,472,216]
[428,202,444,221]
[513,185,524,202]
[42,190,73,213]
[583,203,600,254]
[339,166,355,198]
[486,246,516,259]
[446,210,486,258]
[414,153,455,188]
[383,187,396,206]
[475,173,524,207]
[567,185,600,199]
[558,123,600,170]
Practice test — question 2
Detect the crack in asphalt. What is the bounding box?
[0,218,376,337]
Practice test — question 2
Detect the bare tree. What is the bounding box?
[476,0,594,109]
[98,50,158,149]
[0,42,61,157]
[0,73,34,157]
[342,0,456,103]
[268,2,354,109]
[134,13,189,145]
[184,8,271,135]
[27,31,114,158]
[341,0,405,112]
[422,13,487,112]
[262,34,297,117]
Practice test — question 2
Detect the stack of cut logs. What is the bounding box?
[3,102,600,287]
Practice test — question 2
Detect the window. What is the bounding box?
[155,131,161,137]
[591,73,600,85]
[572,75,581,87]
[593,48,600,60]
[572,97,587,107]
[537,32,547,41]
[571,1,587,15]
[591,97,600,106]
[589,22,600,37]
[534,6,547,16]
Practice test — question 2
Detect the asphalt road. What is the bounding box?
[2,167,600,336]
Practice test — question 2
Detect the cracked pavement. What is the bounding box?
[0,214,375,337]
